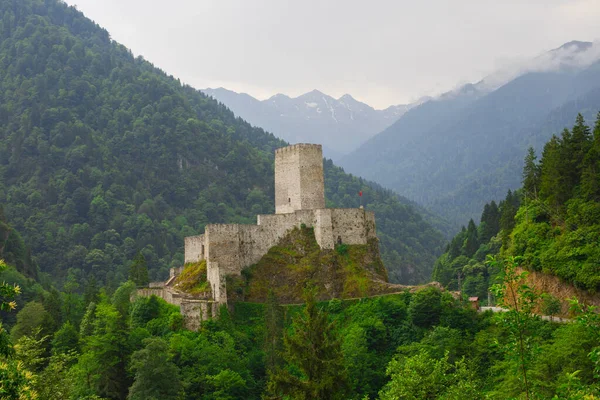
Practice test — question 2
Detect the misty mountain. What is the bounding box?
[338,41,600,227]
[203,88,415,159]
[0,0,446,285]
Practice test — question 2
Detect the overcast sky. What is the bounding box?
[66,0,600,109]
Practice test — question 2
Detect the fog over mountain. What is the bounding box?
[339,40,600,227]
[203,88,418,160]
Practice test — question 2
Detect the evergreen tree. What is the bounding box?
[462,219,480,258]
[129,252,149,288]
[51,322,80,355]
[539,135,565,209]
[522,147,540,198]
[73,302,131,399]
[498,190,520,248]
[128,338,183,400]
[581,112,600,201]
[570,114,593,180]
[83,276,100,306]
[267,289,349,400]
[264,290,283,374]
[480,200,500,243]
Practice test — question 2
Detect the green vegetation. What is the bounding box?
[0,1,599,398]
[173,260,210,296]
[434,112,600,300]
[232,226,391,303]
[0,0,444,289]
[2,240,600,399]
[128,252,149,288]
[267,288,349,399]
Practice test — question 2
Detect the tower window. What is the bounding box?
[288,198,291,203]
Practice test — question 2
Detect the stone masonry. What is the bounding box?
[183,143,376,305]
[139,143,377,327]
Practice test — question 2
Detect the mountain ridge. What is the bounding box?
[0,0,446,286]
[202,87,415,159]
[339,40,600,228]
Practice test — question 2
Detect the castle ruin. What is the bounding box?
[139,143,377,329]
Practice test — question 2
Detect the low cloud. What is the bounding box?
[479,41,600,91]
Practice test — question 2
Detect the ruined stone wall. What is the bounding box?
[185,208,376,305]
[256,210,315,246]
[180,300,219,331]
[275,144,324,214]
[314,209,335,249]
[135,288,217,331]
[330,209,377,245]
[135,288,181,306]
[205,225,236,304]
[184,234,205,264]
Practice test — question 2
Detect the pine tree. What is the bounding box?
[448,230,466,260]
[522,147,540,198]
[267,288,349,400]
[480,201,500,243]
[462,219,480,258]
[128,252,149,288]
[128,338,183,400]
[264,290,283,374]
[83,276,99,306]
[499,191,519,247]
[581,112,600,201]
[539,135,564,208]
[570,114,593,179]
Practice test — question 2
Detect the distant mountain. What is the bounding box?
[339,41,600,228]
[203,88,415,159]
[0,0,446,286]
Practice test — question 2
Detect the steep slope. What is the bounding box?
[227,226,404,304]
[434,113,600,302]
[203,88,413,159]
[0,207,38,280]
[0,0,444,287]
[340,42,600,227]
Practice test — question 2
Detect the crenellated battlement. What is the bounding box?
[274,143,322,155]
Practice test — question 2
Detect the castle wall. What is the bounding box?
[134,288,217,331]
[314,209,335,249]
[180,300,218,331]
[275,144,325,214]
[184,208,377,305]
[184,234,205,264]
[330,209,377,245]
[140,143,382,326]
[256,210,316,246]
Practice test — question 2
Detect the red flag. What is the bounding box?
[359,191,362,197]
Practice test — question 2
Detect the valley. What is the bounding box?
[0,1,600,399]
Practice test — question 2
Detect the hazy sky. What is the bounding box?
[66,0,600,108]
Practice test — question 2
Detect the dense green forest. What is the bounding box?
[2,0,600,399]
[433,113,600,299]
[0,0,445,289]
[2,253,600,399]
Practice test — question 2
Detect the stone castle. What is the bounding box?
[138,143,377,328]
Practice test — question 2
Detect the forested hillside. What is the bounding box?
[434,113,600,298]
[0,0,445,287]
[339,42,600,226]
[3,255,600,399]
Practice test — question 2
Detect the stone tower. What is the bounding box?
[275,144,325,214]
